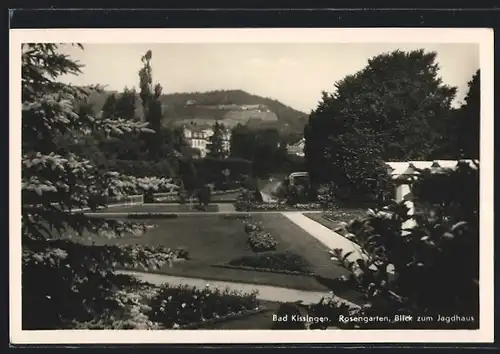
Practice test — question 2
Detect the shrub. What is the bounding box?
[193,157,253,186]
[148,284,259,328]
[312,162,480,329]
[235,199,322,212]
[21,44,182,330]
[234,188,260,211]
[196,185,212,207]
[243,219,278,252]
[227,251,312,274]
[271,302,307,330]
[106,159,175,178]
[247,230,277,252]
[316,183,337,209]
[306,296,360,329]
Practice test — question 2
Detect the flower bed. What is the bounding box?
[74,275,261,330]
[217,251,313,275]
[248,232,277,252]
[235,200,323,212]
[152,189,243,203]
[148,284,260,329]
[243,219,278,252]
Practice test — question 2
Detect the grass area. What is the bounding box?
[81,215,330,291]
[256,213,352,281]
[76,211,366,301]
[304,209,367,232]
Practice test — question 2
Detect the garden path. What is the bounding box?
[118,270,360,307]
[281,212,365,265]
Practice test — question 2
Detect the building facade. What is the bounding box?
[286,138,305,157]
[182,124,231,158]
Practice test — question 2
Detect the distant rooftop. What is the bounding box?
[386,160,479,180]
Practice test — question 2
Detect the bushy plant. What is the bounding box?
[312,163,480,328]
[316,183,337,209]
[236,199,321,212]
[243,219,278,252]
[228,251,312,274]
[148,284,259,328]
[21,44,182,329]
[235,188,260,211]
[196,185,212,207]
[271,302,307,330]
[247,231,278,252]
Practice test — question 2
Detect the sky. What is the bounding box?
[58,43,479,113]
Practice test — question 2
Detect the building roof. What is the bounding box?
[386,160,479,180]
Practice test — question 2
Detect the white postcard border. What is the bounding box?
[9,28,494,344]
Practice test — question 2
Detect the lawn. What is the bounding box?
[255,213,352,281]
[82,214,330,291]
[78,212,366,302]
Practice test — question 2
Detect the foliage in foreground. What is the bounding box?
[148,284,260,329]
[21,44,182,329]
[70,275,260,329]
[310,162,479,329]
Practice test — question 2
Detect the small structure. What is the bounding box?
[182,123,231,158]
[286,138,305,157]
[288,172,309,187]
[386,159,479,230]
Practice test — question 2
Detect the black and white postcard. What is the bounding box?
[10,28,494,344]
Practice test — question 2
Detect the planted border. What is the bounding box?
[212,263,314,276]
[243,219,278,252]
[148,283,260,329]
[235,201,323,212]
[177,306,268,329]
[218,250,314,275]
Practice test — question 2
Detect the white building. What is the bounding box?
[386,159,479,231]
[182,124,231,158]
[286,138,305,157]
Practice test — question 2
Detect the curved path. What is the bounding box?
[118,270,360,308]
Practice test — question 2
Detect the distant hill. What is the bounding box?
[87,89,308,134]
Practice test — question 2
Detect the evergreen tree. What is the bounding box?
[101,93,117,118]
[139,50,164,159]
[457,70,480,159]
[115,88,137,120]
[206,122,227,159]
[21,43,178,329]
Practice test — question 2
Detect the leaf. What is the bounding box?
[342,251,354,263]
[451,221,468,232]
